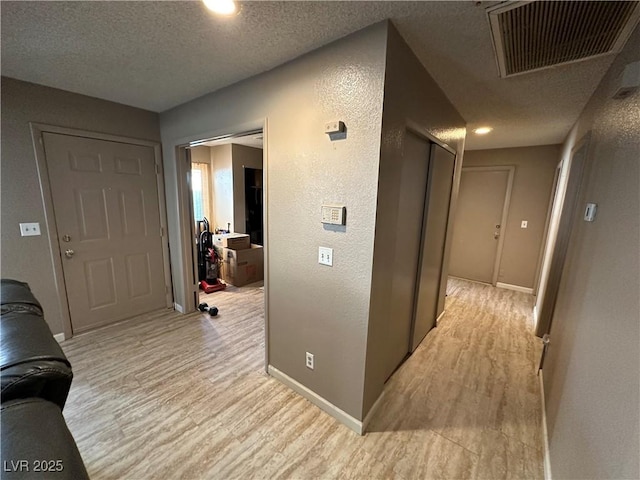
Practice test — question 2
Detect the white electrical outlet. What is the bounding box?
[521,220,528,229]
[305,352,314,370]
[19,222,41,237]
[318,247,333,266]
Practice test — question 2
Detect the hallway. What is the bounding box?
[61,278,544,479]
[365,277,544,478]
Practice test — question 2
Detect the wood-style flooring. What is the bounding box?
[61,278,544,479]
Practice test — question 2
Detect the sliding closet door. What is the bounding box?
[411,144,456,351]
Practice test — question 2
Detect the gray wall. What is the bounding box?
[462,145,560,289]
[0,77,160,335]
[542,27,640,479]
[160,23,388,419]
[363,24,466,415]
[231,144,263,235]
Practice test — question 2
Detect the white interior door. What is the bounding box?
[43,132,168,333]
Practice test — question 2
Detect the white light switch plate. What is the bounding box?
[318,247,333,266]
[521,220,528,229]
[20,222,41,236]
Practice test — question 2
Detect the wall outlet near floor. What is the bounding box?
[521,220,528,229]
[305,352,314,370]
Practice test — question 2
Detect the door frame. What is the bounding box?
[29,123,173,339]
[457,165,515,286]
[172,119,270,370]
[535,134,590,337]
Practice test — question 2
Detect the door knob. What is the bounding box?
[64,249,75,258]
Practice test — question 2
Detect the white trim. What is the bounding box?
[539,372,553,480]
[533,305,539,329]
[268,365,374,435]
[174,303,185,314]
[435,309,446,326]
[496,282,534,294]
[53,333,65,343]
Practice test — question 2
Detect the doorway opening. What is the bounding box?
[177,128,267,368]
[186,130,265,304]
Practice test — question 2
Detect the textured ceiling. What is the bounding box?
[1,1,633,149]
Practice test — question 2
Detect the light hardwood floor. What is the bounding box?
[61,278,544,479]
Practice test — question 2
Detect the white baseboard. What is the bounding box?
[268,365,382,435]
[496,282,534,294]
[436,309,446,326]
[174,303,185,313]
[533,305,539,328]
[539,372,553,480]
[53,333,65,343]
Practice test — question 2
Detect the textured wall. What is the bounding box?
[364,24,466,416]
[542,27,640,479]
[160,23,388,419]
[462,145,560,289]
[0,77,160,334]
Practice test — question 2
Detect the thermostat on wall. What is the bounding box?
[321,205,346,225]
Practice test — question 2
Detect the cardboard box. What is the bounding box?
[213,233,250,250]
[222,244,264,287]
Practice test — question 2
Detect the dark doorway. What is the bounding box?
[244,167,263,245]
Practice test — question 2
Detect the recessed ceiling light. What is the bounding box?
[473,127,493,135]
[203,0,237,16]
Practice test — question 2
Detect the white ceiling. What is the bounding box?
[2,1,634,150]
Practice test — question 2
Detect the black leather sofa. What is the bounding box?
[1,279,89,479]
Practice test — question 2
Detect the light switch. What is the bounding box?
[521,220,528,229]
[318,247,333,266]
[584,203,597,222]
[20,222,41,237]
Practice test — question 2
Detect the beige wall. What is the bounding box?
[0,77,160,335]
[189,145,211,164]
[209,144,234,232]
[364,24,466,415]
[542,27,639,479]
[231,144,263,235]
[462,145,560,289]
[160,23,388,420]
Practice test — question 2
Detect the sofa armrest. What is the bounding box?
[1,398,89,479]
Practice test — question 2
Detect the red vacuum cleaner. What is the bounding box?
[197,218,226,294]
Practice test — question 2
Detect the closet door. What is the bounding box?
[411,144,456,351]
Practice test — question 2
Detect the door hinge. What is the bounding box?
[160,227,165,237]
[155,163,161,174]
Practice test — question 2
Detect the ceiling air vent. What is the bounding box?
[487,1,640,77]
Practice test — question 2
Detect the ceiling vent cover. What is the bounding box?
[488,1,640,77]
